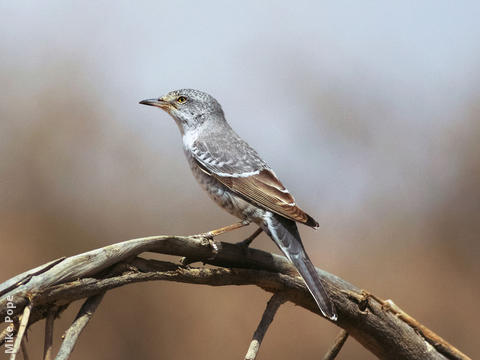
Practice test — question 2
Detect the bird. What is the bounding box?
[139,89,337,320]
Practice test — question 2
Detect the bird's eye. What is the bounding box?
[176,96,187,103]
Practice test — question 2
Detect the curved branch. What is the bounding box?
[0,232,471,360]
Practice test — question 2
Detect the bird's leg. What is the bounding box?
[205,220,250,237]
[236,227,263,248]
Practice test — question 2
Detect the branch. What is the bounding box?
[43,307,56,360]
[55,293,105,360]
[323,330,349,360]
[20,338,29,360]
[245,293,286,360]
[0,231,471,360]
[9,301,32,360]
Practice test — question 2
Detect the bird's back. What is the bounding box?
[189,124,268,177]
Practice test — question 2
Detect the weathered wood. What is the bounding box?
[43,307,56,360]
[55,293,104,360]
[9,302,32,360]
[245,293,286,360]
[323,330,349,360]
[0,233,471,360]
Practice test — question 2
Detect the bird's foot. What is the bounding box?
[179,257,195,268]
[206,236,222,258]
[179,234,223,266]
[194,234,222,261]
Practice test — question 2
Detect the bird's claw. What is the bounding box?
[179,257,195,268]
[200,235,222,260]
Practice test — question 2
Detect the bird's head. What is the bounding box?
[140,89,224,134]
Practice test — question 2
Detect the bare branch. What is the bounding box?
[21,338,30,360]
[0,258,66,298]
[9,302,32,360]
[55,292,105,360]
[245,293,286,360]
[43,307,56,360]
[323,330,349,360]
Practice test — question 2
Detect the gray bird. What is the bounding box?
[140,89,337,320]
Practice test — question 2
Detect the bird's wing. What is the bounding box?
[191,139,319,228]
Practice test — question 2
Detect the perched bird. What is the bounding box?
[140,89,337,320]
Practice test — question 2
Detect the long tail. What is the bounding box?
[262,213,337,321]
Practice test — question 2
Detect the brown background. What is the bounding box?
[1,2,478,359]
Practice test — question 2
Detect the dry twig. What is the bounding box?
[244,293,286,360]
[9,301,32,360]
[323,329,349,360]
[55,292,105,360]
[43,307,56,360]
[20,338,30,360]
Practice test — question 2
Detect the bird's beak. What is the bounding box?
[139,98,170,109]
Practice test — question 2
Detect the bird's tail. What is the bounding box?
[262,214,337,321]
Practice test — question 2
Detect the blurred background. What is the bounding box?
[1,1,479,359]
